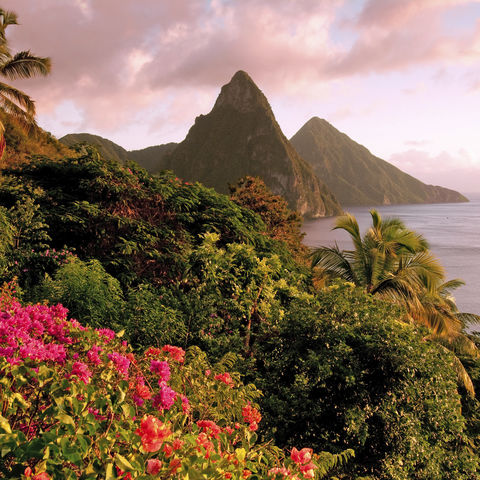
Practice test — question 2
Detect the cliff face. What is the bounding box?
[164,71,341,217]
[290,117,468,206]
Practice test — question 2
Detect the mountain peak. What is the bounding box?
[303,117,334,130]
[213,70,270,113]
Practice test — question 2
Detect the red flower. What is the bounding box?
[290,447,313,465]
[146,459,162,475]
[145,347,162,357]
[135,415,172,452]
[242,403,262,431]
[163,443,174,457]
[299,462,316,478]
[162,345,185,363]
[169,458,182,474]
[197,419,222,439]
[173,438,185,450]
[214,372,234,387]
[32,474,51,480]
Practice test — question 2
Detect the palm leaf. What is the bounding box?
[1,51,51,80]
[456,312,480,328]
[0,82,35,115]
[0,96,37,130]
[310,244,357,283]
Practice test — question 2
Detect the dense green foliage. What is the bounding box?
[1,150,480,479]
[255,283,479,479]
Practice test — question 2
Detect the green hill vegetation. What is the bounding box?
[59,132,177,172]
[60,132,131,165]
[290,117,468,206]
[0,109,72,168]
[129,142,177,172]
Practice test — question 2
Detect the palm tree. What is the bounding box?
[0,8,51,156]
[312,209,480,394]
[311,210,444,303]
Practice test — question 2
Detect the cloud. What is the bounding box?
[2,0,480,147]
[329,0,480,76]
[389,149,480,192]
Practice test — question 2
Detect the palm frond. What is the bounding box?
[0,10,18,42]
[456,312,480,328]
[437,279,465,296]
[334,213,363,251]
[0,95,37,130]
[0,82,35,115]
[310,244,357,283]
[0,51,51,80]
[432,342,476,396]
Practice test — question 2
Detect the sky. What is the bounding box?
[3,0,480,193]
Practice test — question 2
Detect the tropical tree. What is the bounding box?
[311,210,444,301]
[311,209,480,394]
[0,7,51,155]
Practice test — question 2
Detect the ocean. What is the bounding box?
[302,194,480,322]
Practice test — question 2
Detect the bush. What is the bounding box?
[32,258,125,330]
[0,293,352,479]
[254,282,479,480]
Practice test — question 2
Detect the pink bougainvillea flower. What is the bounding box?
[69,361,92,384]
[95,328,116,343]
[107,351,130,378]
[146,458,162,475]
[152,384,177,411]
[290,447,313,465]
[135,415,172,452]
[150,360,170,382]
[87,344,103,365]
[181,395,190,414]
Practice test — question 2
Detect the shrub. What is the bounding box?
[254,282,479,480]
[32,258,125,330]
[0,293,352,479]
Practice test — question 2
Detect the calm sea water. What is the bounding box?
[302,194,480,320]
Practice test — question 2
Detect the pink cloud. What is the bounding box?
[389,149,480,192]
[1,0,480,146]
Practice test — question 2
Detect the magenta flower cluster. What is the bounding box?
[152,384,177,411]
[107,351,131,378]
[0,300,71,365]
[150,359,170,382]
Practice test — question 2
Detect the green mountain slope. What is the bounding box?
[60,133,177,172]
[60,133,131,165]
[129,143,177,172]
[163,71,341,218]
[290,117,468,206]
